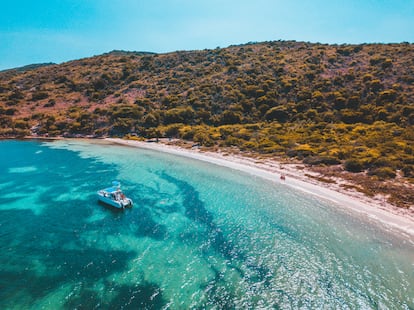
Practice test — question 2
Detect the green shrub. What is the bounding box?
[344,159,365,172]
[286,148,315,159]
[241,141,258,150]
[303,156,340,166]
[223,136,242,147]
[164,107,195,124]
[31,91,49,101]
[193,132,214,146]
[264,107,289,122]
[402,165,414,178]
[221,110,242,125]
[44,99,56,107]
[142,113,159,128]
[13,119,29,129]
[371,158,396,169]
[367,167,396,179]
[162,124,182,138]
[179,126,195,140]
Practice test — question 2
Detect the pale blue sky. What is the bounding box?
[1,0,413,70]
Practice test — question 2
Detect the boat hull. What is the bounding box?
[97,191,133,209]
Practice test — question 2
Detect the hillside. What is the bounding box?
[1,41,413,207]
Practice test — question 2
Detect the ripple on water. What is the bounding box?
[8,166,38,173]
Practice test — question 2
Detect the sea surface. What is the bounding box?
[0,139,413,309]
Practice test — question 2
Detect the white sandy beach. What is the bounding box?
[106,138,414,239]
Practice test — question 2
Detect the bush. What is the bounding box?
[31,91,49,101]
[264,107,289,122]
[371,158,396,169]
[142,113,159,128]
[241,141,258,150]
[223,136,242,147]
[13,119,29,129]
[179,126,195,140]
[340,109,364,123]
[286,148,315,159]
[164,107,195,124]
[401,165,414,178]
[221,110,242,125]
[163,124,182,138]
[344,159,365,172]
[367,167,396,179]
[44,99,56,107]
[193,132,214,146]
[303,156,340,166]
[5,108,17,115]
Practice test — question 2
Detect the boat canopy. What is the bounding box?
[101,181,122,193]
[104,187,118,193]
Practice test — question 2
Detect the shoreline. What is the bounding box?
[106,138,414,239]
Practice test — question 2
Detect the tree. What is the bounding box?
[164,107,195,124]
[142,113,159,128]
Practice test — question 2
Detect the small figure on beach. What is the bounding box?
[280,174,286,181]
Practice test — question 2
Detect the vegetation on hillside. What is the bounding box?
[1,40,413,206]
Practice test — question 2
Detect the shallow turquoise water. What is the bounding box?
[0,139,413,309]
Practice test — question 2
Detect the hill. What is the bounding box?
[0,62,56,73]
[1,41,413,207]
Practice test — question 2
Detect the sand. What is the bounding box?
[106,138,414,239]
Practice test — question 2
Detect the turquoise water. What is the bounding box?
[0,140,413,309]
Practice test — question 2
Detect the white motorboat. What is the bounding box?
[97,181,133,209]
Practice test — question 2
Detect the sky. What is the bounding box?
[1,0,413,70]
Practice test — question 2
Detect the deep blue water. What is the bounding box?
[0,139,413,309]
